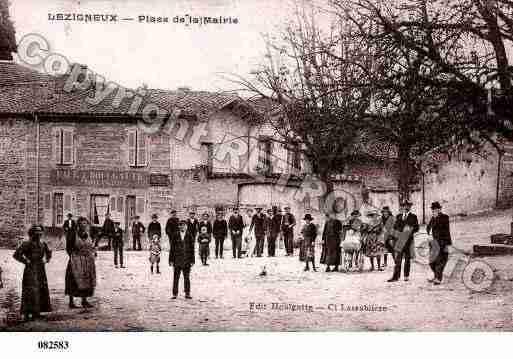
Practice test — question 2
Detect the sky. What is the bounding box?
[9,0,301,91]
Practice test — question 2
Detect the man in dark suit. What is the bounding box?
[388,200,419,282]
[165,210,180,249]
[265,208,278,257]
[213,212,228,259]
[249,207,267,257]
[281,206,296,256]
[169,221,195,299]
[101,213,115,250]
[186,211,199,241]
[426,201,452,285]
[228,207,244,258]
[63,213,76,246]
[131,215,145,251]
[147,214,162,243]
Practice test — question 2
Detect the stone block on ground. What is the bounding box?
[474,244,513,256]
[491,233,513,245]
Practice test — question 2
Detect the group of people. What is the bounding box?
[96,206,299,268]
[298,200,452,286]
[10,199,452,321]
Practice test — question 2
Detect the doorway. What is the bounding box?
[125,195,136,238]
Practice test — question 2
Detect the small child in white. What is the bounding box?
[149,234,162,274]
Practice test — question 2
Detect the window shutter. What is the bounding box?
[44,193,51,210]
[54,130,62,164]
[128,130,136,166]
[62,129,74,164]
[110,196,116,213]
[136,131,147,166]
[136,197,145,214]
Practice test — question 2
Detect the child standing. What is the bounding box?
[149,234,162,274]
[198,226,211,266]
[301,214,318,271]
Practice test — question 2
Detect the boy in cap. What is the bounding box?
[426,202,451,285]
[131,215,145,251]
[112,221,125,268]
[198,226,211,265]
[301,214,318,271]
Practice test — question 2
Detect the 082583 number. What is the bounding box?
[37,341,69,350]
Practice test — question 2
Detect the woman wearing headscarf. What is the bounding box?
[65,216,96,308]
[13,224,52,321]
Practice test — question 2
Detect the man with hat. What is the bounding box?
[112,221,125,268]
[281,206,296,256]
[147,214,162,247]
[186,211,199,241]
[169,220,195,299]
[426,201,452,285]
[165,210,180,250]
[228,207,244,258]
[131,215,145,251]
[388,200,419,282]
[267,207,282,257]
[63,213,76,249]
[249,206,267,257]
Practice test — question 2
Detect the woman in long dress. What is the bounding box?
[361,210,386,271]
[13,224,52,321]
[320,212,342,272]
[65,216,96,308]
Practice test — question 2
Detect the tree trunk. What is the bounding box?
[397,143,412,204]
[319,170,335,214]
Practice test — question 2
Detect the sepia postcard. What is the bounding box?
[0,0,513,348]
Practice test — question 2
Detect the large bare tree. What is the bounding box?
[226,3,373,207]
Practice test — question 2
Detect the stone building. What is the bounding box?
[1,61,513,247]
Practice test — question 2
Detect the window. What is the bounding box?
[55,128,74,165]
[201,142,214,174]
[128,129,148,167]
[257,138,273,173]
[53,193,63,226]
[287,144,301,173]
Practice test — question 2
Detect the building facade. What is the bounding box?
[2,61,513,248]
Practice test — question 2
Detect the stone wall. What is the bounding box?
[0,117,30,247]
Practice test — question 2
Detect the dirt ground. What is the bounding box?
[1,209,513,331]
